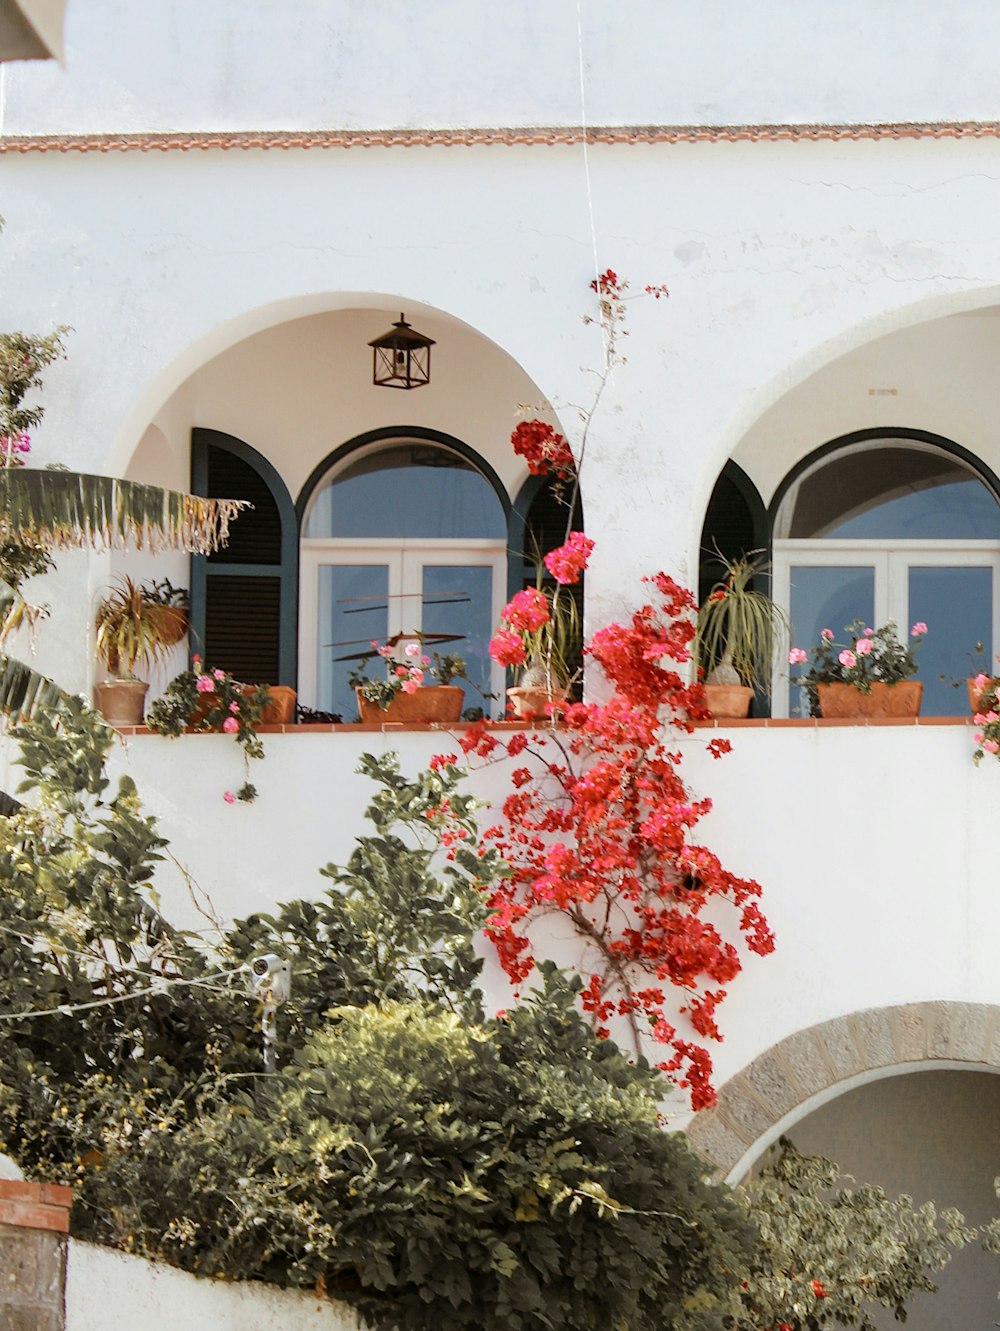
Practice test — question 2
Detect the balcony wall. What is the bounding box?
[14,713,985,1100]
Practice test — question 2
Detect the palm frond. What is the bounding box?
[0,653,73,723]
[0,470,248,554]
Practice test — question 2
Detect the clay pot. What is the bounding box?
[506,685,567,720]
[357,685,464,724]
[816,680,923,719]
[701,683,754,719]
[93,679,149,726]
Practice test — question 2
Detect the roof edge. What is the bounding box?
[2,121,1000,154]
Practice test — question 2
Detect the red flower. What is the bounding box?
[490,629,527,668]
[511,420,575,481]
[544,532,594,585]
[811,1280,829,1298]
[503,587,550,632]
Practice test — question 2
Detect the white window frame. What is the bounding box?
[771,538,1000,716]
[299,537,508,711]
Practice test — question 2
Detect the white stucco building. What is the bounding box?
[3,3,1000,1324]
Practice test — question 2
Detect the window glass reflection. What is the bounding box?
[305,444,506,539]
[787,445,1000,540]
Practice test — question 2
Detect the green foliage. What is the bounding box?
[694,551,788,694]
[0,711,752,1331]
[0,329,69,441]
[94,575,188,678]
[727,1139,975,1330]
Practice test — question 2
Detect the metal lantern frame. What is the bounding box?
[369,314,435,390]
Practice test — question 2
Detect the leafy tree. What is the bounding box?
[0,702,753,1331]
[0,310,245,718]
[726,1139,975,1330]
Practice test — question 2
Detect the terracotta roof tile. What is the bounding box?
[1,121,999,154]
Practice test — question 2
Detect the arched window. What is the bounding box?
[772,434,1000,716]
[298,434,509,719]
[510,475,586,697]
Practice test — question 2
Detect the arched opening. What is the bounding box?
[297,430,509,719]
[773,1070,1000,1331]
[770,431,1000,716]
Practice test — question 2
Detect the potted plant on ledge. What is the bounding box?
[788,618,927,718]
[350,636,469,723]
[693,553,789,719]
[93,576,188,725]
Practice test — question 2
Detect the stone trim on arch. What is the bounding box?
[686,1001,1000,1177]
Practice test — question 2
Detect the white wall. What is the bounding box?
[8,134,1000,635]
[66,1240,362,1331]
[3,716,986,1108]
[7,1,1000,135]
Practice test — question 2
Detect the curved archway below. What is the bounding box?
[687,1001,1000,1181]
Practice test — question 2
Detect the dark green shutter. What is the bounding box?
[190,430,297,685]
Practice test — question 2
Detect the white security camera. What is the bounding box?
[249,953,291,1004]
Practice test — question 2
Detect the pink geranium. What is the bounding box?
[838,649,856,668]
[544,532,595,585]
[855,638,873,656]
[195,675,214,693]
[788,647,808,665]
[911,621,928,637]
[222,790,236,804]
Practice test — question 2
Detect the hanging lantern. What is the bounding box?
[369,314,435,390]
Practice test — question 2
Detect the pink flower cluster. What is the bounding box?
[373,639,430,694]
[0,432,31,468]
[544,532,594,585]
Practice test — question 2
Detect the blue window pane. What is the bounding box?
[318,565,388,720]
[789,566,875,714]
[305,445,506,539]
[422,565,494,715]
[909,566,993,716]
[788,446,1000,540]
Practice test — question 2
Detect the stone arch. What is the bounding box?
[686,1001,1000,1181]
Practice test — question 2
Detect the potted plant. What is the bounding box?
[788,618,927,718]
[490,582,582,720]
[146,657,271,803]
[350,636,469,723]
[693,553,789,719]
[93,576,189,725]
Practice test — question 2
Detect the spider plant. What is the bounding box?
[693,551,788,695]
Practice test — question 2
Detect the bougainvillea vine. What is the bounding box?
[448,270,770,1111]
[462,571,773,1110]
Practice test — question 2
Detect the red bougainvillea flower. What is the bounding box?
[511,419,576,481]
[489,629,527,667]
[502,587,551,632]
[544,532,595,585]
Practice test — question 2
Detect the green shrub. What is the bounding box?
[0,699,751,1331]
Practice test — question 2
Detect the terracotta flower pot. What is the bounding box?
[967,677,999,715]
[144,604,188,647]
[506,685,567,720]
[93,678,149,726]
[702,683,754,719]
[357,685,464,724]
[243,684,297,724]
[816,680,923,718]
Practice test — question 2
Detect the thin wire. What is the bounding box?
[0,964,249,1023]
[576,0,608,359]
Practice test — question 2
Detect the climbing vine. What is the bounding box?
[458,272,774,1109]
